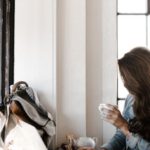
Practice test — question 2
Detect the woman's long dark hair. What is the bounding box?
[118,47,150,141]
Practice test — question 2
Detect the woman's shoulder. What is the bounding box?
[122,94,135,119]
[125,94,135,106]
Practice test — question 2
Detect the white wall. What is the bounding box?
[15,0,117,147]
[15,0,56,116]
[101,0,117,143]
[86,0,103,145]
[56,0,86,145]
[86,0,117,144]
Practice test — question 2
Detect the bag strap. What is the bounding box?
[11,81,28,93]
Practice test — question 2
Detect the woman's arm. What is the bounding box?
[101,104,130,136]
[100,95,150,150]
[100,95,132,150]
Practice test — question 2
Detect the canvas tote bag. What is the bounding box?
[0,111,47,150]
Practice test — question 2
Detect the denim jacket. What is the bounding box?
[101,94,150,150]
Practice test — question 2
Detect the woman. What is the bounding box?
[100,47,150,150]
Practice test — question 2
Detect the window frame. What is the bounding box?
[117,0,150,107]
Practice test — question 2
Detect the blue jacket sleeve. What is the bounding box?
[122,95,150,150]
[101,129,126,150]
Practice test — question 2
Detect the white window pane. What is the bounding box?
[118,0,147,13]
[148,16,150,48]
[118,71,128,98]
[118,15,146,58]
[118,100,125,114]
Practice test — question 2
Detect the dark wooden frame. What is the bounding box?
[1,0,15,105]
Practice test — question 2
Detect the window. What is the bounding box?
[117,0,149,112]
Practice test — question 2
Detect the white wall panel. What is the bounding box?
[56,0,86,145]
[15,0,117,147]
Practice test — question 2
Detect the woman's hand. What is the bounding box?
[100,104,130,137]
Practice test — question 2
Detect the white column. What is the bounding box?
[101,0,117,143]
[86,0,103,146]
[56,0,86,146]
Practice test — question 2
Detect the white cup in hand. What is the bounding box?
[98,104,112,112]
[98,104,114,118]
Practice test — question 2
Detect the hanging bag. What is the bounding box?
[0,81,56,150]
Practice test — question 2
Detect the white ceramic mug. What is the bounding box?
[98,103,113,113]
[75,137,97,148]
